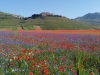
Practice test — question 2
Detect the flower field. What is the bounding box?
[0,30,100,75]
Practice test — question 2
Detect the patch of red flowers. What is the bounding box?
[44,68,50,74]
[29,72,34,75]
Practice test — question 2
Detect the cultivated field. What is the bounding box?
[0,30,100,75]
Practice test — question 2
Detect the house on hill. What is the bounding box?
[40,12,54,16]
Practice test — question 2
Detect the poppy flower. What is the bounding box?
[33,62,37,67]
[29,72,34,75]
[44,68,50,74]
[23,49,27,53]
[59,66,64,72]
[34,49,37,54]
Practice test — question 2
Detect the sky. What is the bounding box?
[0,0,100,19]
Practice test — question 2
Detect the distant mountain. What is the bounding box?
[75,12,100,25]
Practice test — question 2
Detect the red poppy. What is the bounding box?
[56,57,58,61]
[11,63,15,67]
[33,62,37,67]
[62,57,66,61]
[72,70,77,74]
[34,49,37,54]
[23,49,27,53]
[39,50,43,54]
[49,49,53,53]
[12,57,15,60]
[30,67,34,70]
[39,61,46,67]
[17,57,21,61]
[29,72,34,75]
[59,66,64,72]
[44,68,50,74]
[54,61,58,65]
[72,60,74,62]
[26,56,30,60]
[85,58,89,61]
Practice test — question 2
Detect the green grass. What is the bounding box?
[27,26,34,30]
[12,26,18,30]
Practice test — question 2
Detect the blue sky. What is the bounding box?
[0,0,100,19]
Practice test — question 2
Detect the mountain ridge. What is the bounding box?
[75,12,100,25]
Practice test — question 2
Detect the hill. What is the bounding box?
[0,11,99,30]
[0,11,23,30]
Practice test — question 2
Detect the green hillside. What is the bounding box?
[22,17,95,30]
[0,11,21,30]
[0,11,99,30]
